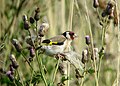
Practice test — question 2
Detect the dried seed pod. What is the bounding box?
[91,48,99,60]
[107,1,115,8]
[30,17,35,24]
[9,54,19,69]
[6,71,14,81]
[22,15,27,22]
[25,36,34,46]
[38,23,49,37]
[94,48,99,59]
[12,39,22,52]
[82,49,89,64]
[23,21,30,30]
[58,63,65,75]
[9,64,14,73]
[93,0,99,8]
[28,47,35,57]
[101,1,115,17]
[109,7,114,19]
[34,13,40,21]
[85,35,91,45]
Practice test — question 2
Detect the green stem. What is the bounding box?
[29,63,34,85]
[97,17,109,80]
[35,21,47,86]
[16,69,24,86]
[52,58,60,84]
[35,51,48,86]
[84,0,98,85]
[28,29,35,48]
[21,52,36,74]
[35,21,39,45]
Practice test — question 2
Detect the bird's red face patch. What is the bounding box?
[69,32,75,40]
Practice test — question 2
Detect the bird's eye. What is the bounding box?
[69,32,74,35]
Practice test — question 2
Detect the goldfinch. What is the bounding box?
[42,31,77,45]
[40,31,77,56]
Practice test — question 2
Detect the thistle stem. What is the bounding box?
[52,58,60,84]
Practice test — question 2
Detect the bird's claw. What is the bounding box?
[55,53,67,61]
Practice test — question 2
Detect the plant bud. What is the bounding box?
[91,48,99,60]
[12,39,22,52]
[23,21,30,30]
[25,36,34,46]
[22,15,27,22]
[6,71,14,81]
[9,54,19,69]
[82,49,88,64]
[38,23,49,37]
[93,0,99,8]
[29,47,35,57]
[101,1,115,17]
[85,35,91,45]
[34,13,40,21]
[35,7,40,13]
[109,8,114,19]
[101,11,107,17]
[9,64,14,73]
[30,17,35,24]
[94,48,99,59]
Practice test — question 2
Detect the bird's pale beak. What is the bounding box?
[74,34,78,38]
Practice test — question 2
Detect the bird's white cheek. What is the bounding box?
[66,33,71,39]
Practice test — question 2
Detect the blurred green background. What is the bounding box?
[0,0,120,86]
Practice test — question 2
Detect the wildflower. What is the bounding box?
[82,49,89,64]
[101,1,115,17]
[6,71,14,81]
[9,54,19,69]
[12,39,22,52]
[30,17,35,24]
[91,48,99,60]
[38,23,49,37]
[85,35,91,45]
[34,13,40,21]
[34,7,40,21]
[23,21,30,30]
[28,46,35,57]
[9,64,14,73]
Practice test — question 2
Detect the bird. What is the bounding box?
[40,31,77,56]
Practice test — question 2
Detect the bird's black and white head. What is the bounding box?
[62,31,77,40]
